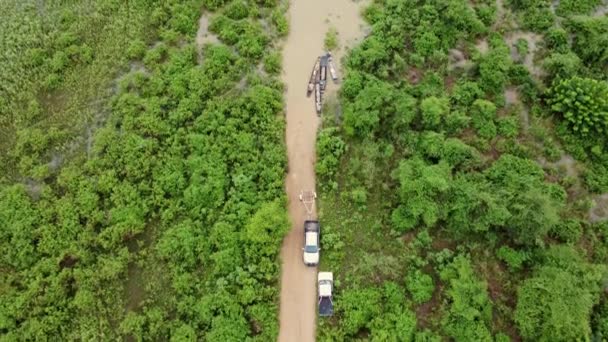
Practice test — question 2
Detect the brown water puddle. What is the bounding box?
[196,12,218,61]
[475,38,489,54]
[279,0,368,341]
[590,193,608,223]
[504,87,530,130]
[592,2,608,17]
[505,32,544,78]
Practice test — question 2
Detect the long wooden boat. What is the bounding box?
[319,54,328,91]
[307,57,321,97]
[314,83,322,114]
[328,54,338,82]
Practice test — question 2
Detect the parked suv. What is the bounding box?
[303,220,320,266]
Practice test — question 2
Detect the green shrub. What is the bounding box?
[271,8,289,36]
[440,255,493,341]
[143,43,168,67]
[584,164,608,193]
[338,287,382,335]
[494,332,511,342]
[224,0,250,20]
[551,219,582,243]
[478,37,511,95]
[543,52,582,79]
[521,6,554,32]
[420,96,449,129]
[515,38,529,58]
[350,187,367,206]
[545,27,569,53]
[127,40,147,60]
[592,299,608,340]
[515,249,605,341]
[391,158,451,231]
[324,27,339,51]
[497,116,520,138]
[566,16,608,70]
[548,76,608,137]
[450,80,483,108]
[497,246,529,271]
[406,269,435,304]
[471,99,498,140]
[445,111,471,135]
[316,127,347,182]
[557,0,601,15]
[263,51,282,75]
[203,0,229,10]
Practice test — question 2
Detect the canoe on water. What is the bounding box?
[314,83,322,114]
[328,56,338,82]
[307,57,321,97]
[319,55,328,91]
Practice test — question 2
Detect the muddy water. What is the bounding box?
[590,193,608,223]
[504,87,530,129]
[592,1,608,17]
[506,32,543,78]
[195,13,218,61]
[279,0,367,341]
[476,38,489,54]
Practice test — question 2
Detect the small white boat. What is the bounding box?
[307,57,321,97]
[328,55,338,82]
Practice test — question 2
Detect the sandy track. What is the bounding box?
[278,1,367,341]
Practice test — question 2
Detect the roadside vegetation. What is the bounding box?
[317,0,608,340]
[1,0,289,340]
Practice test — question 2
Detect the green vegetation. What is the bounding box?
[515,246,604,341]
[1,0,289,340]
[3,0,608,340]
[318,0,608,340]
[0,0,161,178]
[324,27,340,51]
[549,76,608,137]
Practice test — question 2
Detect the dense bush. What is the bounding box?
[391,157,451,232]
[0,0,289,340]
[515,246,606,341]
[565,16,608,71]
[333,283,417,340]
[316,128,347,183]
[509,0,555,32]
[440,255,493,341]
[318,0,608,339]
[556,0,602,15]
[548,76,608,137]
[497,246,529,271]
[406,269,435,304]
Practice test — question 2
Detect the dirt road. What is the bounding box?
[279,1,367,341]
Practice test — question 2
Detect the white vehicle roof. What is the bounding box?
[303,251,319,264]
[305,232,318,246]
[318,272,333,296]
[318,272,333,282]
[319,282,332,297]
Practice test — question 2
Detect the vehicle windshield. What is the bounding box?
[304,245,318,253]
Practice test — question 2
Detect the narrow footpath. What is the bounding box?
[279,1,367,341]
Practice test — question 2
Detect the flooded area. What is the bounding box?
[506,32,544,78]
[590,193,608,223]
[592,1,608,17]
[552,154,579,178]
[195,12,218,61]
[448,48,473,71]
[504,87,530,130]
[279,0,368,341]
[475,38,489,54]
